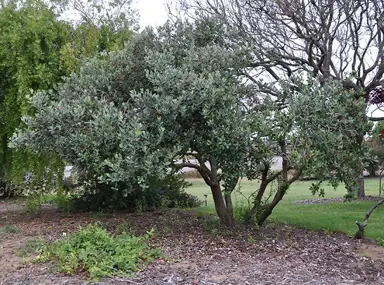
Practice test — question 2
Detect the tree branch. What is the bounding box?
[367,116,384,122]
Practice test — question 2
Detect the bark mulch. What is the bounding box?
[1,200,384,285]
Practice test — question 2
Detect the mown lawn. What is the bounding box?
[186,178,384,241]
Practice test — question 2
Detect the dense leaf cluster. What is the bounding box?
[0,0,138,197]
[12,16,371,224]
[36,225,162,280]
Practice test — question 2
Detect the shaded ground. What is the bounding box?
[1,199,384,285]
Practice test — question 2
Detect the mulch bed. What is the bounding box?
[1,200,384,285]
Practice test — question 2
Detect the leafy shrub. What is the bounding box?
[36,225,162,280]
[17,238,46,258]
[26,196,42,213]
[168,190,202,208]
[233,202,251,224]
[203,216,220,237]
[53,194,74,212]
[69,175,201,212]
[157,175,202,208]
[0,224,20,234]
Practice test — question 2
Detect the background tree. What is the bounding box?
[243,76,370,225]
[175,0,384,198]
[0,0,70,196]
[0,0,138,198]
[55,0,138,74]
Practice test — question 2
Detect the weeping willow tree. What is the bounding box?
[0,0,138,198]
[0,0,70,197]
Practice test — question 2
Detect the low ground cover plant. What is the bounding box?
[36,225,162,280]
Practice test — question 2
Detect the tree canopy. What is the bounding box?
[0,0,137,196]
[174,0,384,198]
[13,17,370,225]
[0,0,70,191]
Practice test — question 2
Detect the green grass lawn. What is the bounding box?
[186,178,384,240]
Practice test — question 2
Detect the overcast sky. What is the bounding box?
[134,0,169,29]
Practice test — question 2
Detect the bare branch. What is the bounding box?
[175,0,384,95]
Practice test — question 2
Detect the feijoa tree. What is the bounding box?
[176,0,384,198]
[12,29,169,208]
[134,19,258,225]
[13,18,256,224]
[14,16,372,226]
[242,76,370,225]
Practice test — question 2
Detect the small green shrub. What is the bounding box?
[17,238,46,258]
[69,174,201,212]
[203,216,220,237]
[36,225,162,280]
[26,196,42,213]
[233,202,251,224]
[0,224,20,234]
[53,194,74,212]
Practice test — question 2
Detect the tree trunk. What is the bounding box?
[246,180,268,223]
[256,182,288,226]
[0,180,14,200]
[224,191,234,219]
[211,184,234,226]
[176,158,235,226]
[357,176,365,198]
[357,135,365,199]
[254,169,302,226]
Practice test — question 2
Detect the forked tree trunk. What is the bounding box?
[355,198,384,239]
[256,182,289,226]
[211,184,234,226]
[248,142,302,226]
[355,173,384,238]
[176,157,235,226]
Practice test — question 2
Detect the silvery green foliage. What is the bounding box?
[12,19,254,198]
[136,19,256,192]
[242,76,371,224]
[247,76,370,190]
[12,29,169,193]
[286,77,371,191]
[12,15,370,222]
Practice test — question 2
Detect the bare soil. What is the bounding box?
[1,199,384,285]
